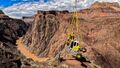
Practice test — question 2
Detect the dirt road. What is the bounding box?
[16,38,49,62]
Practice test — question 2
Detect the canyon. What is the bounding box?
[0,2,120,68]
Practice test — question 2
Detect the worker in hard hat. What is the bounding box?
[66,32,75,46]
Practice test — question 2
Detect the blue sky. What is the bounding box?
[1,0,120,18]
[0,0,48,7]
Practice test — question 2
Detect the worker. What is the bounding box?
[66,32,75,46]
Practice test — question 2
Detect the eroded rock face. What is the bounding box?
[36,10,69,15]
[0,42,22,68]
[91,2,120,8]
[21,3,120,68]
[83,17,120,68]
[22,11,60,56]
[0,10,30,68]
[0,18,28,44]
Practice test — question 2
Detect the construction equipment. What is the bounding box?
[68,41,86,52]
[66,0,86,59]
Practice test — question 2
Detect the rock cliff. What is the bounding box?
[21,2,120,68]
[0,10,34,68]
[0,2,120,68]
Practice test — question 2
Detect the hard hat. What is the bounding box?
[74,40,79,43]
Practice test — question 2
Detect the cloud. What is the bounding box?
[2,0,120,18]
